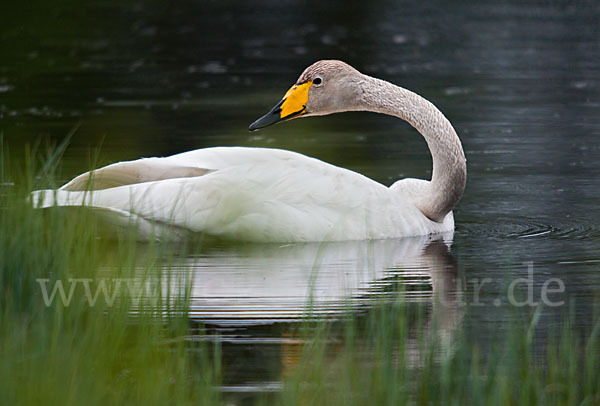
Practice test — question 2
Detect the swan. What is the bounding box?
[32,60,466,242]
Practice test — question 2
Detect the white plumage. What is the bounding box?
[32,147,453,241]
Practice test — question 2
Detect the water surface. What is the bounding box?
[2,0,600,399]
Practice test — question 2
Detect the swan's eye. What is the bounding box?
[313,77,323,86]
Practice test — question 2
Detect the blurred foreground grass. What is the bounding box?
[0,141,598,405]
[0,140,221,404]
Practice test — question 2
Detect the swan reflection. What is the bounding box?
[152,232,462,326]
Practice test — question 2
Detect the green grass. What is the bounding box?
[278,302,599,406]
[0,142,221,405]
[1,142,599,405]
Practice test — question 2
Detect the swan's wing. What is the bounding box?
[61,159,212,191]
[35,152,396,241]
[59,147,303,191]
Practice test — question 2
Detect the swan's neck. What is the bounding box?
[360,76,467,222]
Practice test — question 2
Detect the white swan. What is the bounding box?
[32,60,466,242]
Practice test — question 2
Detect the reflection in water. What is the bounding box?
[155,233,461,326]
[128,233,463,394]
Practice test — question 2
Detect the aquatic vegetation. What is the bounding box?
[1,148,598,405]
[0,147,220,404]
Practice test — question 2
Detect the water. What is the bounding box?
[2,0,600,399]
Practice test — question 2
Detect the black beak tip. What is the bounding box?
[248,99,286,132]
[248,120,262,132]
[248,111,282,132]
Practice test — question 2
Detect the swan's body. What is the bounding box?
[32,60,466,242]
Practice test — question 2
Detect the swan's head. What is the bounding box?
[249,60,364,131]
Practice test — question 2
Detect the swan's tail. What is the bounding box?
[31,189,92,209]
[30,189,191,240]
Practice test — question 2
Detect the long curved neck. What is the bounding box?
[359,76,467,222]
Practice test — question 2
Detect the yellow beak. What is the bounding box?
[249,81,313,131]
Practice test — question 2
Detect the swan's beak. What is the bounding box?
[249,81,313,131]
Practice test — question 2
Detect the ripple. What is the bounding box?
[459,216,600,241]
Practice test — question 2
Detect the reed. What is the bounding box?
[0,143,221,405]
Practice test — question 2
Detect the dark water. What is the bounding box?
[3,0,600,399]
